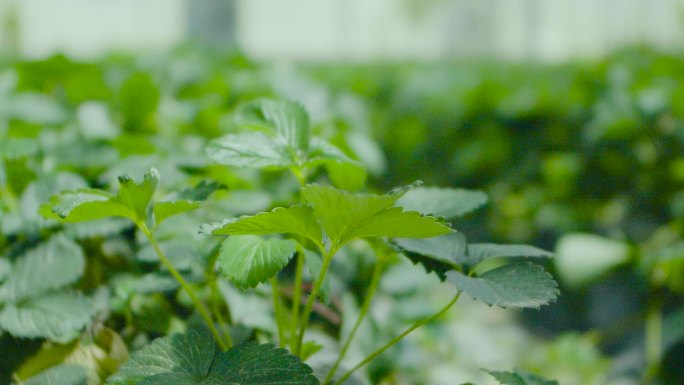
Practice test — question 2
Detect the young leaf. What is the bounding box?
[207,205,322,245]
[486,369,559,385]
[393,232,466,280]
[153,180,225,225]
[24,364,89,385]
[218,235,297,289]
[302,184,450,246]
[40,189,134,222]
[236,98,310,154]
[107,330,319,385]
[465,244,553,267]
[445,262,559,309]
[0,292,94,340]
[116,168,159,221]
[396,186,487,218]
[206,132,293,168]
[0,235,84,302]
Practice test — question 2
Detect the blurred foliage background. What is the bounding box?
[1,1,684,384]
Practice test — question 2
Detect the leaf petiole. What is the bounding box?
[333,291,462,385]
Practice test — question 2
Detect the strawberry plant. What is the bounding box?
[24,98,560,384]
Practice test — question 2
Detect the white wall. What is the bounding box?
[16,0,186,59]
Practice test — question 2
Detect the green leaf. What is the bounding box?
[306,138,366,191]
[302,184,450,246]
[206,132,293,168]
[445,262,559,309]
[40,189,134,222]
[0,292,94,340]
[208,205,322,245]
[466,244,553,267]
[24,364,89,385]
[0,137,38,160]
[396,186,487,218]
[486,369,559,385]
[236,98,310,154]
[218,235,297,289]
[0,258,10,284]
[107,330,319,385]
[153,181,225,225]
[0,235,84,302]
[116,168,160,221]
[393,232,466,280]
[554,233,630,288]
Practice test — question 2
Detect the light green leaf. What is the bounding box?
[306,138,366,191]
[396,186,487,218]
[0,235,84,302]
[0,292,94,340]
[40,189,134,222]
[554,233,630,288]
[466,244,553,267]
[236,98,310,154]
[393,232,466,280]
[218,235,297,289]
[24,364,89,385]
[0,137,38,160]
[446,262,559,309]
[208,205,322,245]
[154,180,225,224]
[206,132,293,168]
[486,369,559,385]
[107,330,319,385]
[302,184,448,246]
[116,168,160,221]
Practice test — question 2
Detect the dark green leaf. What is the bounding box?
[218,235,297,289]
[393,232,465,280]
[397,187,487,218]
[446,262,559,309]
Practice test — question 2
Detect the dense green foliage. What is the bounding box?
[0,47,682,384]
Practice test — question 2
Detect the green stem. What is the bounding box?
[643,295,663,383]
[334,292,462,385]
[206,244,233,347]
[290,250,305,351]
[294,244,339,357]
[139,223,230,350]
[324,261,383,384]
[271,276,287,347]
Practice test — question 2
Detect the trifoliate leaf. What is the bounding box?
[0,235,84,302]
[153,181,225,225]
[206,132,293,168]
[466,244,553,267]
[393,232,466,280]
[0,292,94,340]
[302,184,449,246]
[24,364,88,385]
[235,98,310,154]
[208,205,322,245]
[445,262,559,309]
[107,330,319,385]
[486,369,559,385]
[396,187,487,218]
[117,168,159,221]
[40,189,134,222]
[218,235,297,289]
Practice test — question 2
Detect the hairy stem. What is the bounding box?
[334,291,461,385]
[140,223,229,350]
[324,261,383,384]
[205,244,233,347]
[294,244,339,357]
[290,250,305,351]
[271,276,287,347]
